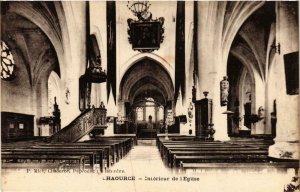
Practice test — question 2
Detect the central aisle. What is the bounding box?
[100,144,205,192]
[110,145,172,176]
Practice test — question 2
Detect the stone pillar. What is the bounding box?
[269,1,299,159]
[197,2,230,141]
[106,89,117,136]
[59,2,87,128]
[90,1,107,107]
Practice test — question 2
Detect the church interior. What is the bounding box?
[1,1,299,191]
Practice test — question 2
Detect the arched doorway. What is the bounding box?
[119,57,174,138]
[132,97,164,138]
[226,2,276,137]
[48,71,62,115]
[227,54,255,137]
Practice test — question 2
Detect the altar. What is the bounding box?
[137,122,157,138]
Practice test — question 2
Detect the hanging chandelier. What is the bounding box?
[126,1,151,20]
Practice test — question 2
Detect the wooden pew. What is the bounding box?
[32,144,111,169]
[157,137,269,169]
[84,137,134,158]
[2,148,103,172]
[82,141,123,161]
[2,142,109,171]
[167,150,268,167]
[157,139,227,153]
[2,137,135,172]
[225,139,274,149]
[159,143,253,160]
[160,144,256,156]
[94,135,137,146]
[2,162,64,170]
[42,138,133,166]
[2,154,85,170]
[180,162,299,174]
[173,155,269,168]
[161,146,263,163]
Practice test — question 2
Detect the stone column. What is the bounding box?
[269,1,299,159]
[90,1,108,108]
[59,2,87,128]
[197,2,230,141]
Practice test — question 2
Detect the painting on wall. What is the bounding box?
[284,51,299,95]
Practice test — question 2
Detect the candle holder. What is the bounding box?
[203,91,209,98]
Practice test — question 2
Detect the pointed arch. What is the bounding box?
[119,58,174,103]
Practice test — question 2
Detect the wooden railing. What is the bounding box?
[49,108,107,143]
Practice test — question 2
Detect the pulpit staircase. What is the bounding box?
[49,107,107,143]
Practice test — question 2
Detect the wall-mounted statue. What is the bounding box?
[220,76,229,106]
[249,106,265,124]
[65,88,70,105]
[258,106,265,119]
[187,99,194,127]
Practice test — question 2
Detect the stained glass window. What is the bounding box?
[1,41,15,80]
[145,106,155,121]
[48,71,61,115]
[158,106,164,121]
[136,107,143,121]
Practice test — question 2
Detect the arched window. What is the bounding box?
[48,71,61,115]
[145,98,156,121]
[239,69,253,130]
[136,107,143,121]
[145,105,155,121]
[158,106,164,121]
[1,41,15,80]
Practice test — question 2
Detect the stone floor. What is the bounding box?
[2,143,298,192]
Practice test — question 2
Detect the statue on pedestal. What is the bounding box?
[147,115,153,129]
[220,76,229,106]
[52,97,61,133]
[99,101,105,109]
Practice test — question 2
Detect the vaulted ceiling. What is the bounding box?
[229,2,276,81]
[119,58,174,104]
[1,2,60,86]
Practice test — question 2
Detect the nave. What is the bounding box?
[2,135,298,172]
[2,136,298,192]
[1,1,299,191]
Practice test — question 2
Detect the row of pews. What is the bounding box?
[157,136,299,173]
[2,136,135,172]
[225,137,274,150]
